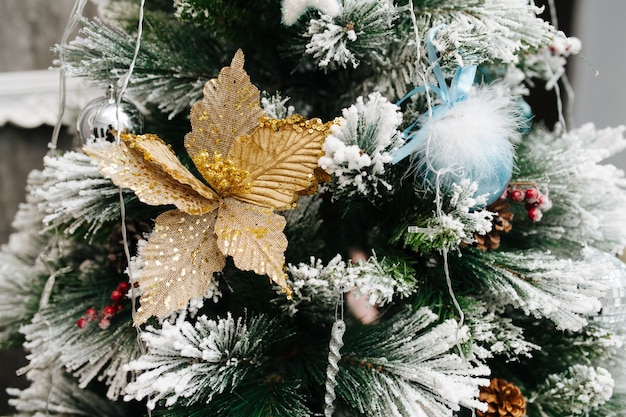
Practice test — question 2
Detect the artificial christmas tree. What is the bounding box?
[1,0,626,416]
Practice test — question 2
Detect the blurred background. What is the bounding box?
[0,0,625,414]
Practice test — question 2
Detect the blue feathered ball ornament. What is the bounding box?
[393,84,522,206]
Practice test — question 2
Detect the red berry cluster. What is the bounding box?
[505,186,552,222]
[77,281,130,330]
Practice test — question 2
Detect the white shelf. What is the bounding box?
[0,70,101,128]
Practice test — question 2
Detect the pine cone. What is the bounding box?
[474,199,514,251]
[477,378,526,417]
[105,219,152,273]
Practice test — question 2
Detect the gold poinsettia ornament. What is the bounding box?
[84,50,335,325]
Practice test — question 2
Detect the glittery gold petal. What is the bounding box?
[129,133,219,201]
[192,150,251,196]
[134,209,225,325]
[84,136,219,215]
[227,115,333,210]
[184,49,265,164]
[214,198,291,297]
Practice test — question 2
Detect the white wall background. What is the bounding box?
[572,0,626,169]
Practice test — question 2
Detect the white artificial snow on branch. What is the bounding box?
[8,367,125,417]
[304,0,396,69]
[426,0,555,69]
[306,14,359,69]
[36,151,132,239]
[285,254,417,317]
[518,123,626,255]
[281,0,340,26]
[464,300,539,361]
[260,92,295,119]
[407,180,495,252]
[319,92,404,199]
[520,31,581,90]
[19,282,141,401]
[477,248,612,332]
[339,307,490,417]
[0,170,55,344]
[530,365,614,415]
[124,313,280,409]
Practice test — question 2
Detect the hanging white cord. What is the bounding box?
[49,0,89,151]
[114,0,146,325]
[404,0,466,336]
[399,9,470,399]
[112,1,147,356]
[406,0,434,122]
[113,2,151,415]
[115,0,146,137]
[434,172,467,359]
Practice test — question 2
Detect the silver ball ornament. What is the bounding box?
[77,85,143,143]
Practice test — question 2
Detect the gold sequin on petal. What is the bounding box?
[228,115,334,210]
[192,150,251,196]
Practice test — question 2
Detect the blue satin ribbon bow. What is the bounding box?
[391,27,477,164]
